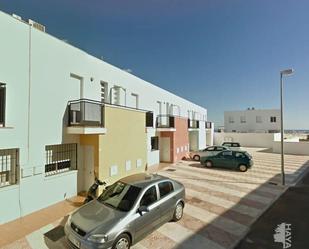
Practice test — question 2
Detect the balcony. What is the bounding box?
[188,119,199,130]
[205,121,213,129]
[66,99,106,135]
[156,115,176,131]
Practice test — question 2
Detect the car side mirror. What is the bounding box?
[137,206,149,215]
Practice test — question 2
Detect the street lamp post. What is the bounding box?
[280,68,294,185]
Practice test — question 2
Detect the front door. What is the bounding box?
[134,186,161,242]
[160,137,170,162]
[83,145,94,191]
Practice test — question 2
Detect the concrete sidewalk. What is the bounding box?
[0,196,83,248]
[235,168,309,249]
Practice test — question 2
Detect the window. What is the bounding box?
[140,186,157,207]
[222,151,233,156]
[216,146,225,151]
[222,143,231,147]
[146,112,154,127]
[45,143,77,176]
[270,116,277,123]
[159,181,174,198]
[98,181,141,211]
[100,81,108,103]
[205,146,215,151]
[228,116,234,123]
[151,136,159,151]
[0,148,18,187]
[235,152,245,158]
[240,116,246,123]
[0,83,6,127]
[131,93,139,109]
[256,116,262,123]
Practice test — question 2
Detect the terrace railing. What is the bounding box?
[68,99,104,127]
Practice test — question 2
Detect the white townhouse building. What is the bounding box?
[224,108,280,133]
[0,10,214,224]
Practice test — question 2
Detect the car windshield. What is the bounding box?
[97,181,141,212]
[244,152,252,159]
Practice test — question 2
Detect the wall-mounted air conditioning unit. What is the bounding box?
[28,19,46,32]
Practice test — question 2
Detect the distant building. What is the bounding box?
[224,108,280,133]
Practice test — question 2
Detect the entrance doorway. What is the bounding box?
[82,145,95,191]
[160,137,171,162]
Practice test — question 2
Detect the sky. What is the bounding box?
[1,0,309,129]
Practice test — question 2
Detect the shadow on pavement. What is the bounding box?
[235,167,309,249]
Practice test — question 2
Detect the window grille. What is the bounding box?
[0,148,18,187]
[45,143,77,176]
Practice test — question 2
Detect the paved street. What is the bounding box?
[2,148,309,249]
[236,166,309,249]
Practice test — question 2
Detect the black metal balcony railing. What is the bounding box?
[188,119,199,129]
[205,121,212,129]
[68,99,104,127]
[156,115,175,128]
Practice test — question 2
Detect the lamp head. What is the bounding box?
[280,69,294,76]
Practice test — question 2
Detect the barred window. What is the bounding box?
[45,143,77,176]
[0,148,18,187]
[151,136,159,151]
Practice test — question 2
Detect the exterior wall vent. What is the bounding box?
[28,19,46,32]
[12,14,22,21]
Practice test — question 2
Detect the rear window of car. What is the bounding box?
[232,143,240,147]
[158,181,174,198]
[206,147,215,151]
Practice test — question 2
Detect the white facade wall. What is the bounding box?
[214,132,278,148]
[224,109,280,133]
[146,128,160,166]
[0,11,210,224]
[215,132,309,156]
[272,141,309,155]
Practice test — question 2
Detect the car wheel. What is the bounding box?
[173,202,184,221]
[113,233,131,249]
[205,160,213,168]
[238,164,248,172]
[193,155,200,161]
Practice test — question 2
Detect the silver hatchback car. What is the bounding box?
[65,173,185,249]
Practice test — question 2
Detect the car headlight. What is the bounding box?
[87,234,108,243]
